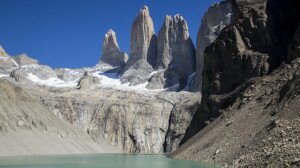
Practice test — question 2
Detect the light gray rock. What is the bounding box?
[148,15,195,90]
[55,68,83,82]
[121,59,153,86]
[78,73,101,89]
[121,6,157,85]
[10,64,57,81]
[0,79,118,156]
[40,86,200,153]
[190,0,233,92]
[12,54,39,66]
[146,71,166,90]
[0,45,18,70]
[100,29,128,67]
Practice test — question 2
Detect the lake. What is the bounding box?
[0,154,219,168]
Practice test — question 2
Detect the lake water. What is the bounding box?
[0,154,219,168]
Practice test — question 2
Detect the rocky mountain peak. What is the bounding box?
[140,5,149,15]
[146,14,195,90]
[102,29,120,55]
[105,29,117,40]
[130,5,156,62]
[0,45,18,69]
[100,29,128,67]
[120,5,157,85]
[190,0,233,92]
[12,54,39,66]
[0,45,9,57]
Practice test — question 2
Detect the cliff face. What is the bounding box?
[173,0,300,166]
[12,54,39,66]
[0,43,199,154]
[146,15,196,90]
[121,6,157,86]
[0,46,18,70]
[181,0,300,144]
[191,0,233,91]
[40,87,199,153]
[121,7,197,90]
[100,29,128,68]
[0,78,118,156]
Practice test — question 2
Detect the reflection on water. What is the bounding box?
[0,154,219,168]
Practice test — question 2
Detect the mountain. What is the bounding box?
[190,0,233,92]
[0,0,299,167]
[12,54,39,66]
[146,15,196,90]
[100,29,128,68]
[120,6,157,86]
[120,7,198,91]
[172,0,300,167]
[0,45,18,71]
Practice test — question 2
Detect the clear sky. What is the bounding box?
[0,0,221,68]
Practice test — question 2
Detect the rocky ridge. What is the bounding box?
[1,1,298,167]
[12,54,39,66]
[120,6,157,86]
[146,15,196,90]
[172,0,300,167]
[181,0,300,145]
[190,0,233,91]
[0,40,200,155]
[0,45,18,71]
[100,29,128,68]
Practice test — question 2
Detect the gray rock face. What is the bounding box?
[0,45,9,57]
[55,68,83,82]
[78,73,101,89]
[121,59,153,86]
[100,29,128,67]
[40,87,200,153]
[121,6,157,85]
[190,0,233,92]
[0,78,118,156]
[10,64,57,81]
[147,15,195,90]
[12,54,39,66]
[181,0,300,145]
[0,45,18,70]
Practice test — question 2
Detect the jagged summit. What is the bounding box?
[12,53,39,66]
[0,45,9,57]
[105,29,117,39]
[0,45,19,69]
[140,5,149,14]
[100,29,128,67]
[120,5,157,85]
[146,14,195,90]
[190,0,233,91]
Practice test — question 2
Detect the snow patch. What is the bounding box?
[26,73,78,88]
[147,70,164,79]
[92,71,161,92]
[0,74,9,78]
[184,73,195,91]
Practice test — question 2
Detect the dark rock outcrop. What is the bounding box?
[121,6,157,85]
[147,15,196,90]
[288,23,300,62]
[191,0,233,92]
[100,29,128,67]
[181,0,300,145]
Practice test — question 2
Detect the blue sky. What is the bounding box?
[0,0,221,68]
